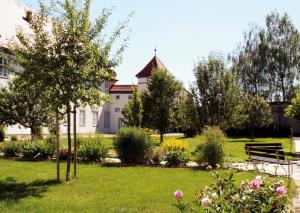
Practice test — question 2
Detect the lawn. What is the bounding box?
[0,159,259,213]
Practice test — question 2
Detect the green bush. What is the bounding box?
[114,127,153,164]
[22,140,55,160]
[11,135,18,141]
[78,140,108,162]
[194,126,225,166]
[166,150,189,166]
[0,125,5,142]
[1,142,22,157]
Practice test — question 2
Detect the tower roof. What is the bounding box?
[135,56,167,78]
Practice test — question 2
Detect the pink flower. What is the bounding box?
[201,197,212,207]
[174,190,183,201]
[276,186,286,197]
[250,180,260,190]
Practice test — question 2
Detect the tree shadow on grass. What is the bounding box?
[0,177,58,203]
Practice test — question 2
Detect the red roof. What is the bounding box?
[109,85,135,93]
[135,56,167,78]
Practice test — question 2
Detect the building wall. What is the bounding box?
[137,77,148,92]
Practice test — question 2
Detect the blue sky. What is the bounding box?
[19,0,300,88]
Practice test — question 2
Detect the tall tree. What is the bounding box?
[121,86,143,127]
[239,94,273,139]
[285,92,300,120]
[265,11,300,101]
[231,25,273,99]
[142,68,182,143]
[10,0,130,181]
[0,78,54,139]
[193,53,241,130]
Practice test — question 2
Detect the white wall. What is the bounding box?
[137,77,148,93]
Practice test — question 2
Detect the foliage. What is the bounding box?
[285,92,300,120]
[239,94,273,138]
[161,138,189,153]
[78,139,108,162]
[142,68,182,142]
[194,126,225,166]
[114,127,153,163]
[193,53,241,130]
[0,125,5,142]
[197,172,290,212]
[10,135,18,142]
[166,150,190,167]
[121,86,143,127]
[0,142,22,157]
[172,93,199,137]
[22,141,55,160]
[151,148,165,164]
[0,79,54,138]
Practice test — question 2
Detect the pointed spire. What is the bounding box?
[154,45,157,56]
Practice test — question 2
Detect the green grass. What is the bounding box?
[0,159,263,213]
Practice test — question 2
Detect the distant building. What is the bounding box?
[0,0,172,136]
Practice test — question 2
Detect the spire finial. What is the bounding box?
[154,45,157,56]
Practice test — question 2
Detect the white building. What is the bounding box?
[0,0,170,136]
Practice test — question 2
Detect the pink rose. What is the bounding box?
[201,197,212,207]
[174,190,183,201]
[276,186,286,197]
[250,180,260,190]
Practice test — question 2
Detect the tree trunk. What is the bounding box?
[281,77,286,101]
[251,126,255,141]
[73,106,77,179]
[56,110,60,182]
[160,131,163,143]
[66,105,71,182]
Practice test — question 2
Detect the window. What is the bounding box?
[104,111,110,128]
[115,108,120,113]
[0,54,8,78]
[115,95,120,100]
[93,111,98,127]
[79,110,86,127]
[128,95,132,100]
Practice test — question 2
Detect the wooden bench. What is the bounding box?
[244,143,293,176]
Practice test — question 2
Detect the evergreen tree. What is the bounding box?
[142,68,182,143]
[121,86,143,127]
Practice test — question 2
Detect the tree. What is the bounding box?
[121,86,143,127]
[231,25,273,99]
[239,94,273,139]
[0,78,54,139]
[265,11,300,101]
[285,92,300,120]
[193,53,241,130]
[172,92,199,137]
[142,68,182,143]
[10,0,130,181]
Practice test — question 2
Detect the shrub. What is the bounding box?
[197,172,290,212]
[0,125,5,142]
[1,142,22,157]
[11,135,18,141]
[78,140,108,162]
[194,126,225,166]
[151,148,165,164]
[161,138,189,153]
[166,150,190,166]
[114,127,153,164]
[22,140,55,160]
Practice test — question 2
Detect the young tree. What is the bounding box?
[172,92,199,137]
[121,86,143,127]
[239,94,273,139]
[0,78,54,139]
[285,92,300,120]
[142,68,182,143]
[10,0,130,181]
[193,53,241,130]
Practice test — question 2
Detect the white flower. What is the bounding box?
[211,192,218,199]
[255,176,262,181]
[201,197,212,207]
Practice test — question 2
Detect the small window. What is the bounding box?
[93,111,98,127]
[128,95,132,100]
[79,110,86,127]
[115,108,120,112]
[104,111,110,128]
[115,95,120,100]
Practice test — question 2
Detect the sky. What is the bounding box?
[18,0,300,88]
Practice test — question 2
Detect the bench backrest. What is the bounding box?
[244,143,285,160]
